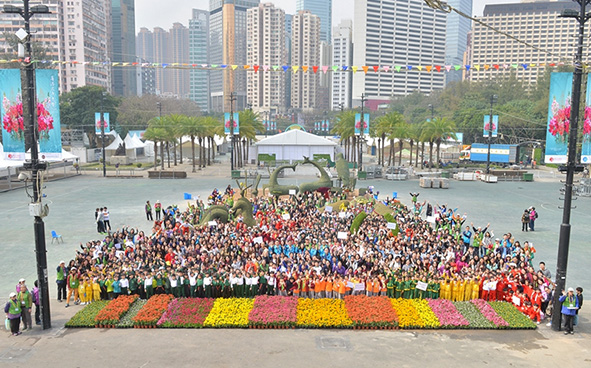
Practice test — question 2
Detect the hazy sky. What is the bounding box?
[135,0,517,33]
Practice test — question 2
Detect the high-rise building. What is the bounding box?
[291,10,320,111]
[152,27,168,95]
[331,19,353,111]
[285,13,293,109]
[246,3,287,113]
[445,0,472,85]
[296,0,332,43]
[317,41,332,110]
[169,22,189,99]
[110,0,137,96]
[468,1,576,88]
[136,27,153,62]
[209,0,260,112]
[352,0,446,107]
[189,9,210,111]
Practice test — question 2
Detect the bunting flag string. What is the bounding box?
[0,59,574,72]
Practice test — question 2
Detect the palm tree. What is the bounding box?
[165,114,186,166]
[178,116,204,172]
[332,110,356,162]
[236,110,261,167]
[375,115,391,166]
[159,115,178,168]
[377,112,405,166]
[144,117,167,170]
[424,117,457,168]
[203,116,222,166]
[392,120,411,166]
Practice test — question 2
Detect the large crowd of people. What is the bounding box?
[5,186,584,335]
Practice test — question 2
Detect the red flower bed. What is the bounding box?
[133,294,174,327]
[344,295,399,328]
[95,295,138,326]
[157,298,215,328]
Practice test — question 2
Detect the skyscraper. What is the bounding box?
[209,0,260,112]
[246,3,287,113]
[152,27,168,95]
[189,9,211,111]
[296,0,332,43]
[169,22,189,99]
[445,0,472,85]
[110,0,137,96]
[331,19,353,111]
[291,10,320,111]
[352,0,446,107]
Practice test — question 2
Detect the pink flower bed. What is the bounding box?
[248,295,298,327]
[471,299,509,327]
[157,298,215,328]
[427,299,470,328]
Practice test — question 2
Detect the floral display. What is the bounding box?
[117,299,146,328]
[203,298,254,328]
[427,299,470,328]
[95,295,139,326]
[65,301,109,328]
[2,94,54,141]
[248,295,298,327]
[296,298,352,328]
[411,299,440,328]
[390,298,424,328]
[158,298,215,328]
[548,97,571,144]
[489,302,537,329]
[344,295,398,328]
[133,294,174,327]
[471,299,509,328]
[453,301,494,329]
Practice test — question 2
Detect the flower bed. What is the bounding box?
[117,299,146,328]
[95,295,139,326]
[453,301,494,329]
[471,299,509,328]
[344,295,398,328]
[248,295,298,328]
[133,294,174,327]
[489,301,537,329]
[427,299,470,328]
[297,298,352,328]
[390,298,424,328]
[65,301,109,328]
[412,299,440,328]
[158,298,215,328]
[203,298,254,328]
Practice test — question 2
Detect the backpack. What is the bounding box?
[535,212,538,219]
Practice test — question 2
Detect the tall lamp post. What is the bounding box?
[229,92,237,172]
[358,93,367,172]
[3,0,52,330]
[100,91,107,177]
[427,104,435,169]
[552,0,590,331]
[486,95,498,174]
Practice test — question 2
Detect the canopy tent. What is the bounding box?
[250,130,338,163]
[123,133,146,160]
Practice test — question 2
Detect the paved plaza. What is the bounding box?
[0,163,590,367]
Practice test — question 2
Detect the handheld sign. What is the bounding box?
[387,222,397,230]
[208,221,217,227]
[416,281,428,291]
[325,206,333,213]
[337,232,348,240]
[289,189,296,195]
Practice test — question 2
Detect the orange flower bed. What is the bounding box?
[133,294,174,326]
[344,295,398,328]
[95,295,138,326]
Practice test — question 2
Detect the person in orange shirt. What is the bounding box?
[325,276,333,299]
[372,278,381,297]
[458,278,466,302]
[451,279,459,301]
[471,278,480,300]
[314,276,325,299]
[464,278,473,301]
[379,275,387,296]
[337,277,347,299]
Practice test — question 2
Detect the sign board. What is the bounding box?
[253,236,263,244]
[289,189,296,195]
[512,295,521,306]
[337,231,348,240]
[325,206,333,213]
[416,281,428,291]
[339,212,346,218]
[354,283,365,291]
[387,222,397,230]
[207,221,217,227]
[282,213,290,220]
[426,216,436,223]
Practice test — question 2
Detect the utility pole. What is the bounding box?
[358,93,367,172]
[157,101,163,170]
[101,92,106,177]
[229,92,237,171]
[486,95,497,174]
[3,0,51,330]
[552,0,590,331]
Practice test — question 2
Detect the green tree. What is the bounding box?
[424,117,457,168]
[332,110,356,162]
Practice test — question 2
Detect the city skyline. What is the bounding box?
[136,0,517,33]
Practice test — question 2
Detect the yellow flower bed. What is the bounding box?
[203,298,254,328]
[297,298,353,328]
[390,298,425,328]
[412,299,440,328]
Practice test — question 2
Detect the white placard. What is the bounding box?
[339,212,346,218]
[337,231,348,240]
[253,236,263,244]
[346,281,355,288]
[426,216,436,223]
[512,295,521,306]
[354,283,365,291]
[207,221,217,227]
[416,281,428,291]
[282,213,290,220]
[289,189,296,195]
[387,222,397,230]
[325,206,333,213]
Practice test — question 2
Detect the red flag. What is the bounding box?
[372,65,379,72]
[313,65,319,73]
[493,64,499,70]
[435,65,441,72]
[253,65,259,72]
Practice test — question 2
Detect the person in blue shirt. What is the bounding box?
[559,287,579,335]
[112,275,122,299]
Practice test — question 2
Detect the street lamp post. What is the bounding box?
[426,104,435,169]
[486,95,498,174]
[100,92,107,177]
[3,0,52,330]
[551,0,590,332]
[229,92,237,172]
[156,101,163,170]
[358,93,367,172]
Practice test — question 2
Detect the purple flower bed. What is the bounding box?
[471,299,509,327]
[248,295,298,327]
[427,298,470,328]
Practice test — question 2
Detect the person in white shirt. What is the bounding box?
[144,273,154,298]
[267,272,276,296]
[188,271,198,297]
[119,275,129,295]
[204,274,213,298]
[102,207,111,231]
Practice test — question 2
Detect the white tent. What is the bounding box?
[251,130,338,163]
[123,133,147,160]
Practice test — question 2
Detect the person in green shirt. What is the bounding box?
[197,274,204,298]
[258,271,267,296]
[56,261,67,302]
[105,275,114,300]
[394,279,402,299]
[4,292,21,336]
[65,269,80,307]
[17,285,33,330]
[129,273,139,296]
[387,276,395,298]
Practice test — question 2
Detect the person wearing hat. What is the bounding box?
[155,200,162,221]
[56,261,67,302]
[4,292,22,336]
[17,284,33,330]
[559,287,579,335]
[65,268,80,307]
[16,278,26,294]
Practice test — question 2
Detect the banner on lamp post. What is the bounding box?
[582,73,591,163]
[95,112,110,134]
[224,112,239,135]
[354,113,370,135]
[545,72,572,164]
[483,115,498,138]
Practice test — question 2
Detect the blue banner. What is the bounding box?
[224,112,239,135]
[582,74,591,163]
[545,72,572,164]
[354,113,369,135]
[36,69,61,159]
[483,115,498,138]
[95,112,110,134]
[0,69,25,160]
